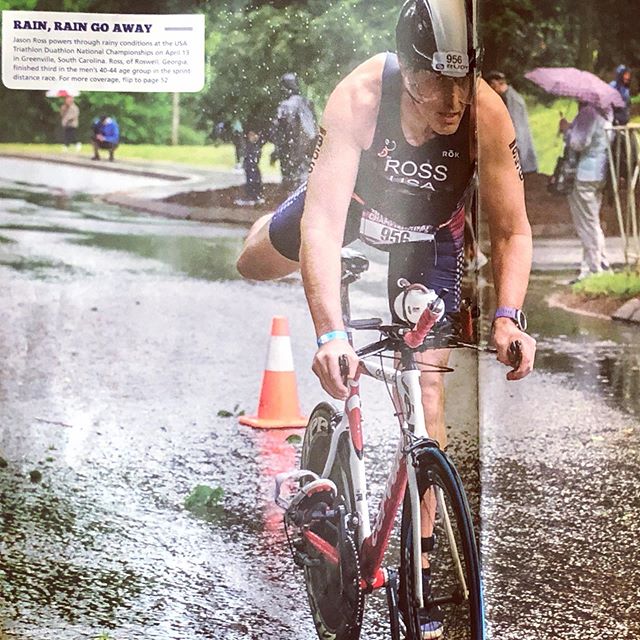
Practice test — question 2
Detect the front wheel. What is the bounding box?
[400,446,484,640]
[300,402,364,640]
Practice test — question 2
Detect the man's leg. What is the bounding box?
[415,348,450,553]
[91,139,100,160]
[280,149,295,192]
[568,181,605,274]
[237,182,307,280]
[386,228,463,577]
[416,348,449,447]
[237,214,299,280]
[245,148,262,201]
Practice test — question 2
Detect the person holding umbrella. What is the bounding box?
[560,102,612,281]
[525,67,623,281]
[46,89,81,151]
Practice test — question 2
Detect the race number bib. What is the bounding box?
[359,209,436,246]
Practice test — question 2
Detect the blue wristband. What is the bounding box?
[317,330,349,347]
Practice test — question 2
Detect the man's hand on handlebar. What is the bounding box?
[492,317,536,381]
[311,339,359,400]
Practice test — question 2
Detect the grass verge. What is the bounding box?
[572,270,640,299]
[527,98,577,175]
[0,142,278,175]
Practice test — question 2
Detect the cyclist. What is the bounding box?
[238,0,536,635]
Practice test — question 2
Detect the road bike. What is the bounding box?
[276,249,518,640]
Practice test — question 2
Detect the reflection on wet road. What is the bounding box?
[480,275,640,639]
[0,180,478,639]
[0,177,638,639]
[2,158,173,194]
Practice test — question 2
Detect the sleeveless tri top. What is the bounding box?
[351,52,475,240]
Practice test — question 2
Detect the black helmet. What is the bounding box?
[396,0,476,76]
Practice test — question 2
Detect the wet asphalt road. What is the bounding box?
[0,165,639,639]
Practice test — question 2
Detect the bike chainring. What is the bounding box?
[336,526,364,634]
[293,497,365,640]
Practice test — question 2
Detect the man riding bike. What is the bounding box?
[237,0,536,636]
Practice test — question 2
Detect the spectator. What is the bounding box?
[230,118,245,170]
[610,65,632,126]
[60,96,80,152]
[234,119,265,207]
[486,70,538,174]
[561,102,612,282]
[211,121,226,142]
[271,72,317,192]
[91,115,120,162]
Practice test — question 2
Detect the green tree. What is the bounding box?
[481,0,639,87]
[198,1,396,133]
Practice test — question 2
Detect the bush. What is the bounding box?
[177,126,208,146]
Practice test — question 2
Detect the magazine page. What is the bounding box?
[0,2,638,640]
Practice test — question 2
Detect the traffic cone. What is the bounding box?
[239,316,308,429]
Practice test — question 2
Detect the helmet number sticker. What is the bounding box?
[432,51,469,77]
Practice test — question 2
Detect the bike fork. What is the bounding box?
[407,458,425,609]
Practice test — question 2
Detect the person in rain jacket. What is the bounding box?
[486,70,538,174]
[91,115,120,162]
[609,64,632,126]
[560,102,612,281]
[271,73,318,192]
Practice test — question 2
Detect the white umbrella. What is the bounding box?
[45,89,80,98]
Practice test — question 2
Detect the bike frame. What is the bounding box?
[310,352,441,607]
[296,256,477,611]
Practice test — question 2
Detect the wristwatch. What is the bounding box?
[494,306,527,331]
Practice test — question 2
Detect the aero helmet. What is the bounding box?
[396,0,476,77]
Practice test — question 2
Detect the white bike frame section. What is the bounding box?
[320,359,435,606]
[320,354,469,607]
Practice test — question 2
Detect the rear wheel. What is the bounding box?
[300,402,364,640]
[400,446,484,640]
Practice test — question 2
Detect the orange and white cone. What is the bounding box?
[239,316,308,429]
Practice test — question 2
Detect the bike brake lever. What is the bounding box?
[338,354,350,386]
[508,340,523,369]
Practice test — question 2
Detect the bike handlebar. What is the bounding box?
[403,304,441,349]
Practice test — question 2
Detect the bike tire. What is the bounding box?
[300,402,364,640]
[399,446,484,640]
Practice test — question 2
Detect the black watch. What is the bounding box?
[494,306,527,331]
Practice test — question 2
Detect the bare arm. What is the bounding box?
[300,55,383,397]
[477,80,536,379]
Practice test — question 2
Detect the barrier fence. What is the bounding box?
[606,123,640,269]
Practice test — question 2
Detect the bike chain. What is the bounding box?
[337,528,365,639]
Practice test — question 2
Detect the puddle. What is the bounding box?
[528,273,640,418]
[71,233,244,282]
[1,159,173,195]
[479,271,640,419]
[0,256,85,279]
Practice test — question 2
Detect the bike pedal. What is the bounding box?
[288,478,338,512]
[274,469,321,510]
